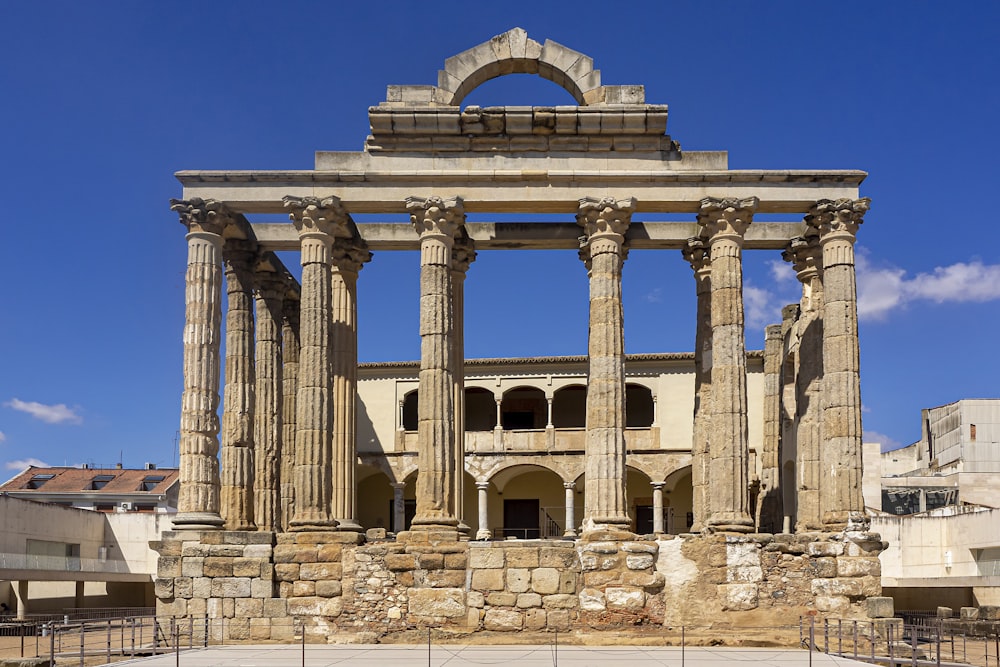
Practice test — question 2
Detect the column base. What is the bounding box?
[457,521,472,540]
[172,512,224,530]
[562,529,578,539]
[705,515,755,534]
[288,519,340,532]
[475,529,492,541]
[334,518,364,534]
[579,517,635,541]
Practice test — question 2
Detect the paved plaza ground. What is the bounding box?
[107,644,874,667]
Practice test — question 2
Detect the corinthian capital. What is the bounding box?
[805,198,871,239]
[331,238,372,274]
[576,196,636,240]
[407,196,465,239]
[451,236,477,274]
[682,237,711,276]
[171,197,231,235]
[697,196,758,241]
[782,235,822,283]
[284,195,352,239]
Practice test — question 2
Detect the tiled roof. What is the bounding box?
[0,466,178,494]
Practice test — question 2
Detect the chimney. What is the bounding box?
[144,463,156,470]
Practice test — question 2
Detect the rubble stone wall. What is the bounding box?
[153,528,886,640]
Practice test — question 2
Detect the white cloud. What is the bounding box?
[5,457,50,471]
[0,431,5,442]
[4,398,82,425]
[857,253,1000,321]
[863,429,906,453]
[768,259,796,284]
[645,287,663,303]
[743,284,783,331]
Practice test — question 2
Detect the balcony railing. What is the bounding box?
[0,552,133,575]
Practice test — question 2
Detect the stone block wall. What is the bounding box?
[153,528,886,641]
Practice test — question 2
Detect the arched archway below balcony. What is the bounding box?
[465,386,496,431]
[662,466,694,534]
[401,389,418,431]
[484,463,568,539]
[500,386,547,430]
[625,383,655,428]
[552,384,586,428]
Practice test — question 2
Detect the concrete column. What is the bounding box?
[392,482,406,533]
[697,196,758,533]
[783,235,824,532]
[683,237,712,533]
[757,324,784,533]
[280,293,300,531]
[74,581,84,609]
[563,482,577,538]
[253,270,284,532]
[807,198,871,529]
[476,481,492,540]
[577,196,635,533]
[407,195,464,533]
[451,237,476,537]
[221,241,257,531]
[330,240,371,534]
[14,580,28,619]
[651,482,666,535]
[170,197,226,530]
[284,195,350,531]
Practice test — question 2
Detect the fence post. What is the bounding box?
[107,618,112,664]
[911,623,918,667]
[79,622,85,667]
[49,623,55,666]
[853,620,858,659]
[888,622,894,666]
[823,617,829,654]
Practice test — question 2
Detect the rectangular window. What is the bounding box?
[27,474,55,489]
[91,475,115,490]
[139,475,165,492]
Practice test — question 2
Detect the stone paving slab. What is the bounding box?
[108,644,874,667]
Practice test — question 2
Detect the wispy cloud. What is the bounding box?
[768,259,796,284]
[744,283,784,330]
[863,429,907,453]
[4,398,82,425]
[858,255,1000,321]
[0,431,5,443]
[644,288,663,304]
[5,457,50,470]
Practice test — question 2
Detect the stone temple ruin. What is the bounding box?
[156,28,887,640]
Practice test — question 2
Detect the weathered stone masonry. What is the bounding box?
[157,27,884,639]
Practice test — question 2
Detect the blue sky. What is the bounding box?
[1,2,998,472]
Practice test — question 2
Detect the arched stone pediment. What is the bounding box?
[382,27,645,107]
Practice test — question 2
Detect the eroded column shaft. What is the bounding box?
[171,198,226,530]
[757,324,783,533]
[221,245,256,531]
[684,238,712,532]
[451,239,475,534]
[699,197,757,533]
[331,242,370,532]
[408,196,464,531]
[253,274,283,532]
[280,298,300,531]
[578,196,634,532]
[808,198,870,529]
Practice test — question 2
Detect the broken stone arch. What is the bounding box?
[385,27,645,107]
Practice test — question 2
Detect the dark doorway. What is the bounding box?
[635,504,654,534]
[503,498,540,539]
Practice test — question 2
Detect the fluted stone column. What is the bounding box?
[651,482,666,534]
[284,195,350,531]
[220,241,257,531]
[407,195,464,533]
[697,196,758,533]
[683,237,712,533]
[280,293,300,531]
[451,237,476,537]
[577,196,635,533]
[783,235,824,531]
[807,198,870,529]
[756,324,783,533]
[330,239,371,533]
[253,271,284,533]
[170,197,226,530]
[476,481,491,540]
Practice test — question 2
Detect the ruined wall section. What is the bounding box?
[154,531,885,640]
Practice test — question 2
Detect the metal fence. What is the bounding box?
[804,615,1000,667]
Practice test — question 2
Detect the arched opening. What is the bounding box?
[465,387,496,431]
[356,465,393,531]
[461,73,579,109]
[401,390,418,431]
[488,464,567,539]
[552,385,586,428]
[500,387,546,430]
[625,383,654,427]
[626,466,654,534]
[664,467,694,534]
